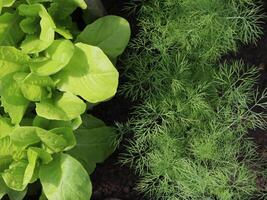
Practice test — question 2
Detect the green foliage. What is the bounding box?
[125,0,263,63]
[39,153,92,200]
[69,114,118,174]
[76,15,131,59]
[0,0,130,199]
[54,42,120,103]
[120,0,266,199]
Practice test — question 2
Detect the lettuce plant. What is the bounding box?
[0,0,130,199]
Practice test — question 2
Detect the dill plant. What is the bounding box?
[120,0,267,199]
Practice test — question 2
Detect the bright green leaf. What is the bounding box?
[23,148,38,185]
[1,0,15,7]
[0,136,24,161]
[10,126,42,147]
[36,92,86,121]
[1,97,29,125]
[36,127,75,153]
[14,72,55,101]
[0,73,29,124]
[19,4,56,53]
[50,127,76,151]
[33,116,70,129]
[55,27,73,40]
[54,43,119,103]
[40,153,92,200]
[71,116,82,130]
[30,40,75,76]
[37,130,68,153]
[28,147,52,164]
[16,73,55,88]
[2,160,28,191]
[0,117,14,138]
[33,115,82,130]
[0,47,29,79]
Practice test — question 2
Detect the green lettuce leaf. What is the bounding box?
[30,40,75,76]
[14,72,55,101]
[0,47,29,79]
[0,0,15,13]
[0,136,24,162]
[0,74,29,124]
[0,12,24,46]
[20,17,39,34]
[49,127,76,151]
[37,131,68,153]
[0,178,27,200]
[1,98,29,125]
[2,160,28,191]
[36,92,86,121]
[0,117,14,139]
[23,148,38,185]
[37,127,75,153]
[33,116,82,130]
[0,178,7,198]
[0,137,16,172]
[54,43,119,103]
[68,114,117,174]
[40,153,92,200]
[76,15,131,58]
[19,3,56,53]
[55,27,73,40]
[9,126,42,147]
[7,186,27,200]
[27,147,52,164]
[0,0,15,7]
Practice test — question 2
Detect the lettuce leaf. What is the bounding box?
[36,92,86,121]
[40,153,92,200]
[0,12,24,46]
[19,3,55,53]
[54,43,119,103]
[77,15,131,59]
[30,40,74,76]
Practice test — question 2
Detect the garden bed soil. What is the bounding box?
[90,1,143,200]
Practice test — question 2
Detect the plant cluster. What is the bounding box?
[120,0,267,199]
[0,0,130,199]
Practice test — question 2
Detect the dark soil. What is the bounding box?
[89,1,143,200]
[90,95,141,200]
